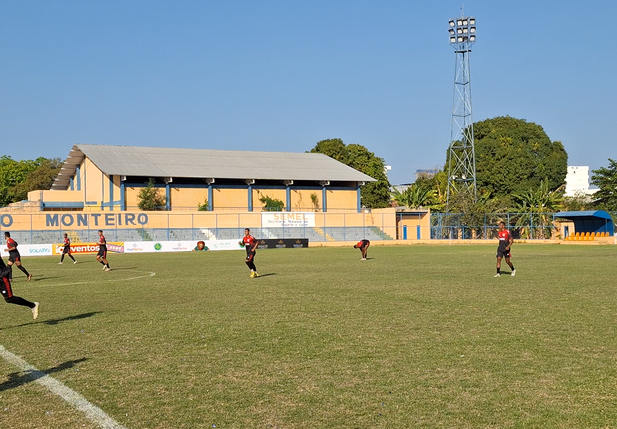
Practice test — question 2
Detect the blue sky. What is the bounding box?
[0,0,614,185]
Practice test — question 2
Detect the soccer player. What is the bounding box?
[240,228,259,278]
[354,239,370,260]
[495,221,516,277]
[0,257,39,319]
[4,232,32,281]
[96,230,111,271]
[193,241,209,251]
[59,233,77,264]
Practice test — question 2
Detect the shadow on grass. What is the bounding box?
[0,357,88,391]
[103,266,137,271]
[2,312,103,329]
[256,273,276,278]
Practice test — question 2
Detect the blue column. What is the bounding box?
[70,177,74,191]
[76,166,81,191]
[357,185,362,213]
[322,186,327,213]
[286,186,291,211]
[165,183,171,210]
[248,185,253,211]
[109,175,114,211]
[208,184,213,211]
[120,181,125,211]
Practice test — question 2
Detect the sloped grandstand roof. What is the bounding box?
[52,144,376,190]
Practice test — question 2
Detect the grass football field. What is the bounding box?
[1,244,617,429]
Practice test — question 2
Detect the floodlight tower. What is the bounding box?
[446,14,477,209]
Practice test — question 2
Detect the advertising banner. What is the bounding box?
[261,212,315,228]
[51,243,125,255]
[256,239,309,249]
[124,239,244,253]
[1,244,53,258]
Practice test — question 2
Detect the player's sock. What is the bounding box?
[60,255,65,263]
[69,255,75,262]
[18,265,30,276]
[496,268,500,274]
[100,260,106,265]
[8,265,12,280]
[6,296,35,308]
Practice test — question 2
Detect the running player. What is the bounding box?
[240,228,259,278]
[59,233,77,264]
[4,232,32,281]
[495,221,516,277]
[96,230,111,271]
[0,257,39,319]
[354,239,370,260]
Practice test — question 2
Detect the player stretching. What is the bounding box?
[4,232,32,282]
[354,239,370,260]
[495,221,516,277]
[96,230,111,271]
[0,257,39,319]
[59,233,77,264]
[240,228,259,278]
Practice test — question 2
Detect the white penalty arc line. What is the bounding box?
[0,345,128,429]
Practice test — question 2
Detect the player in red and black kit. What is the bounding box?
[495,221,516,277]
[0,256,39,319]
[354,239,370,260]
[240,228,260,278]
[96,230,111,271]
[4,232,32,281]
[59,233,77,264]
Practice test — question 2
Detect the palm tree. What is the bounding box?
[393,184,442,210]
[512,179,564,238]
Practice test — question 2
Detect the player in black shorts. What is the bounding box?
[4,232,32,281]
[495,221,516,277]
[96,230,111,271]
[240,228,259,278]
[0,257,39,319]
[354,239,370,260]
[59,233,77,264]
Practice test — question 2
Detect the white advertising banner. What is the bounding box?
[124,240,243,253]
[261,212,315,228]
[1,244,53,257]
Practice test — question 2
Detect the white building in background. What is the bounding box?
[564,166,599,197]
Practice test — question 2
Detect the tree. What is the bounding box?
[393,184,441,210]
[470,116,568,199]
[309,139,391,208]
[591,159,617,211]
[0,156,45,206]
[511,179,564,238]
[137,178,166,211]
[10,158,63,202]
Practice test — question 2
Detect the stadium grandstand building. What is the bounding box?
[39,144,375,212]
[0,145,433,245]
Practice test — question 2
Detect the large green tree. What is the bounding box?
[10,158,63,202]
[471,116,568,198]
[309,139,391,208]
[591,159,617,211]
[0,156,55,207]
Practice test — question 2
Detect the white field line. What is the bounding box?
[25,271,156,289]
[0,345,128,429]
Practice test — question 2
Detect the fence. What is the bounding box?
[431,212,562,240]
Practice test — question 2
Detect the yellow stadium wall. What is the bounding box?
[396,211,431,240]
[170,187,209,211]
[212,188,247,212]
[253,188,287,211]
[290,189,321,211]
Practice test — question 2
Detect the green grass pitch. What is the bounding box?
[1,244,617,429]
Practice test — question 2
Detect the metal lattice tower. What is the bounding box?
[446,14,477,209]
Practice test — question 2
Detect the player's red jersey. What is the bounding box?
[356,239,370,248]
[98,235,106,246]
[64,237,70,246]
[6,238,17,252]
[498,229,512,252]
[242,235,257,248]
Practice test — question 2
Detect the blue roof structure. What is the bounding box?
[554,210,614,236]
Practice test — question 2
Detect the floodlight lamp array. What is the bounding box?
[448,17,476,46]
